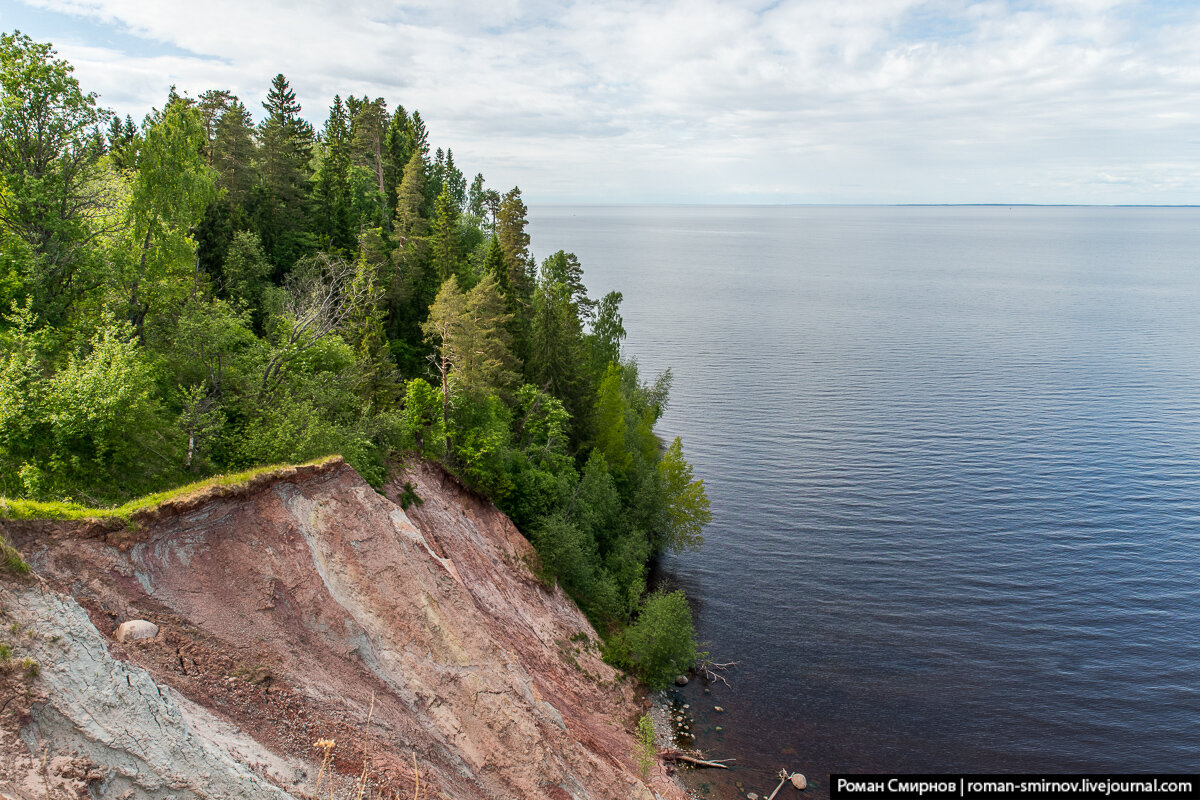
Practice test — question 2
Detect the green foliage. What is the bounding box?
[313,95,355,252]
[589,290,625,373]
[654,437,711,553]
[0,44,712,692]
[0,534,29,575]
[593,363,632,477]
[635,714,656,778]
[0,30,109,326]
[608,590,698,691]
[255,73,313,269]
[120,92,217,338]
[0,304,165,501]
[399,377,445,459]
[447,391,513,497]
[0,456,339,522]
[397,481,422,510]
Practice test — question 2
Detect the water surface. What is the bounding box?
[528,206,1200,797]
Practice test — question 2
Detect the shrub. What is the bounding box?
[611,589,697,691]
[635,713,656,778]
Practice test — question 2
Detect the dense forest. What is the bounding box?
[0,31,710,688]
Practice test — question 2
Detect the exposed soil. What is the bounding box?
[1,457,688,800]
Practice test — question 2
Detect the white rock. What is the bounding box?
[791,773,808,790]
[115,620,159,643]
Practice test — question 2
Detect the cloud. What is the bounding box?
[9,0,1200,203]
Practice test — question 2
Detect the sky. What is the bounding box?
[3,0,1199,204]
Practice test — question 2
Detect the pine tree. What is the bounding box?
[196,89,234,164]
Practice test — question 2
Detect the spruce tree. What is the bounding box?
[212,100,256,217]
[313,94,355,253]
[382,105,412,216]
[254,73,313,270]
[430,184,462,285]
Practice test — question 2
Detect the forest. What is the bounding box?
[0,31,710,689]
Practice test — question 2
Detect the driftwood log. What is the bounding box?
[657,750,732,769]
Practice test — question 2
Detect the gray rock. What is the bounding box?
[792,773,808,790]
[4,585,297,799]
[114,620,159,643]
[674,674,689,686]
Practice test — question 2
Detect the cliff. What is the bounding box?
[0,458,686,800]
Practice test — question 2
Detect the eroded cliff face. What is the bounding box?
[0,459,685,800]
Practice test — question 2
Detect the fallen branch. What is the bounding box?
[658,750,732,769]
[695,657,739,687]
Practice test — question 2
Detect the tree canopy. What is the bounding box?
[0,31,711,684]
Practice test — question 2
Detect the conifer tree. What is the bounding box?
[254,73,313,270]
[497,187,534,303]
[382,105,412,216]
[212,100,257,216]
[314,95,355,252]
[430,184,462,285]
[196,89,234,164]
[444,149,467,210]
[467,173,486,218]
[348,96,387,194]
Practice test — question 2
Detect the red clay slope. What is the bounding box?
[2,457,685,800]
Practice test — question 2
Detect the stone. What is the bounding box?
[674,674,689,686]
[791,774,808,790]
[114,620,158,643]
[714,705,724,712]
[747,794,759,800]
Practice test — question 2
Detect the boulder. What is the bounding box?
[114,620,158,643]
[675,674,689,686]
[791,773,807,790]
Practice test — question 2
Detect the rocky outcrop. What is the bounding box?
[1,458,686,800]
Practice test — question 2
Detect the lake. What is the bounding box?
[528,206,1200,798]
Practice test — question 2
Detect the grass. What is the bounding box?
[1,536,30,575]
[0,456,340,523]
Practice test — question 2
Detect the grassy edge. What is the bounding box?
[0,455,342,523]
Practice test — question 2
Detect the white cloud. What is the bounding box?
[10,0,1200,203]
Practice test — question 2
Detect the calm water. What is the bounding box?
[527,206,1200,796]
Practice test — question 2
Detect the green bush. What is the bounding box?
[608,589,697,690]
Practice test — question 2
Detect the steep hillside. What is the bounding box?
[0,458,686,800]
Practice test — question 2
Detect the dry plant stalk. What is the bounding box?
[355,693,376,800]
[41,744,51,800]
[313,738,336,799]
